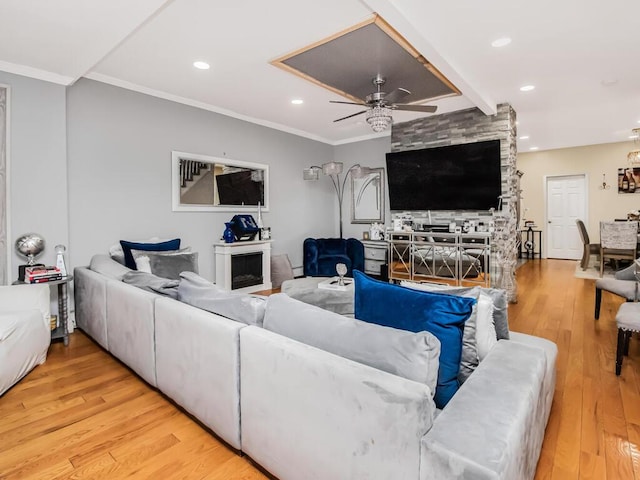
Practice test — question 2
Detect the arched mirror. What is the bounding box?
[351,167,384,223]
[172,151,269,212]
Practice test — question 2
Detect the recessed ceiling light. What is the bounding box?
[529,146,539,151]
[193,61,210,70]
[491,37,512,48]
[601,79,618,87]
[519,135,530,140]
[520,85,535,92]
[291,99,304,105]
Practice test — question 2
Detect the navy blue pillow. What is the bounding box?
[353,270,475,408]
[120,238,181,270]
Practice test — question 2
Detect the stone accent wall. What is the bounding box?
[390,103,518,301]
[0,87,6,285]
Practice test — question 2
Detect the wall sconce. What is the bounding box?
[599,173,610,190]
[303,162,371,238]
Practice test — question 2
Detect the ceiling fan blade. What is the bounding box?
[392,104,438,113]
[330,100,367,106]
[333,110,368,122]
[384,87,411,104]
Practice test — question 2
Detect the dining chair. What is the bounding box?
[600,221,639,276]
[576,219,599,270]
[614,259,640,375]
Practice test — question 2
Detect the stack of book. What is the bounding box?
[24,265,63,284]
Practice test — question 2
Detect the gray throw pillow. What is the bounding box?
[122,271,180,299]
[144,251,199,280]
[271,254,294,289]
[264,293,441,396]
[177,271,266,326]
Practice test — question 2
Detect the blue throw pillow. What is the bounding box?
[120,238,181,270]
[353,270,475,408]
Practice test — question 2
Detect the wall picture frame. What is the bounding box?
[351,167,385,224]
[619,167,640,194]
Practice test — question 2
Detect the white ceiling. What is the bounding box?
[1,0,639,151]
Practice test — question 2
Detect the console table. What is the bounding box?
[387,232,491,287]
[519,227,542,259]
[213,240,272,293]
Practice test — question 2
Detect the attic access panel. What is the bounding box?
[272,15,459,105]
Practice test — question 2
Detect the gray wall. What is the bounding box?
[0,71,68,280]
[66,79,336,280]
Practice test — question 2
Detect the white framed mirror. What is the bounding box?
[351,167,384,223]
[172,151,269,212]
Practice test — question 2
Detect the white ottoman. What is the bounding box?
[281,277,354,316]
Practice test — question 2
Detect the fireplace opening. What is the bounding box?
[231,252,263,290]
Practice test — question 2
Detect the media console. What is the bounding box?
[387,231,491,287]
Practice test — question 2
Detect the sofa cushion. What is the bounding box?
[354,271,475,408]
[122,271,180,299]
[177,272,266,326]
[264,293,441,395]
[119,238,181,270]
[90,254,132,281]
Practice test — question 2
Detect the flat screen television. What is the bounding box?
[385,139,502,211]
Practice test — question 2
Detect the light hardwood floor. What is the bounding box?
[0,259,638,479]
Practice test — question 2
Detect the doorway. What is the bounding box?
[545,174,587,260]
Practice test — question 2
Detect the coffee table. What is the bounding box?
[281,277,354,316]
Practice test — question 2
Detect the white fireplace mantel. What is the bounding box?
[213,240,272,293]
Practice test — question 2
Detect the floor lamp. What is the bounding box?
[303,162,370,238]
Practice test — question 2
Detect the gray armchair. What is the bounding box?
[594,260,638,319]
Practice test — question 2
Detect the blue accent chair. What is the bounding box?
[303,238,365,277]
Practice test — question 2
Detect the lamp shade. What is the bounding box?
[322,161,343,176]
[303,167,320,180]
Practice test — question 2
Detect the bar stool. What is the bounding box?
[615,302,640,375]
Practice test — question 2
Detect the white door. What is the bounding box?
[546,174,587,259]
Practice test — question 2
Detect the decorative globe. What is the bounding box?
[15,233,45,265]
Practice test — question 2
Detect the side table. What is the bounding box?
[12,275,73,346]
[361,240,388,280]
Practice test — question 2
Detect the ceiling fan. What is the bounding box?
[330,75,438,131]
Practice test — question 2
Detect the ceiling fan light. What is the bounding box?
[628,150,640,165]
[366,106,392,132]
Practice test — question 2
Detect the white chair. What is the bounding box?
[0,284,51,396]
[600,221,638,276]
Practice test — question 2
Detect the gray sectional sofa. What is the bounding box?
[74,256,557,480]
